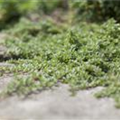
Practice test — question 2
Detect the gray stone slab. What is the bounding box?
[0,85,120,120]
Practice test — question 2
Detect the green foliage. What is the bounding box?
[1,0,120,108]
[1,18,120,107]
[38,0,62,14]
[0,0,63,29]
[0,0,37,29]
[72,0,120,22]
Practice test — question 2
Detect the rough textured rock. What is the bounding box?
[0,85,120,120]
[0,44,7,62]
[0,33,7,42]
[0,75,13,93]
[0,62,13,67]
[0,45,7,55]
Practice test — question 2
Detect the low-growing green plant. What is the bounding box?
[1,16,120,108]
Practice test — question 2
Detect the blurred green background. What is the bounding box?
[0,0,120,29]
